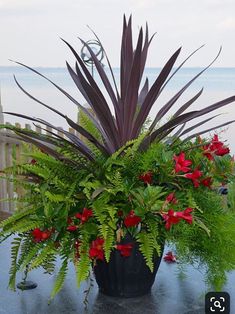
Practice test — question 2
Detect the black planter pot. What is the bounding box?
[93,233,164,298]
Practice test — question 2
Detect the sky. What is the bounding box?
[0,0,235,68]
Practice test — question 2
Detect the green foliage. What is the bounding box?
[8,237,22,290]
[29,243,56,271]
[1,131,235,299]
[136,231,158,272]
[1,16,235,302]
[76,241,90,287]
[50,258,69,299]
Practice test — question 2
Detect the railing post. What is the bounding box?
[0,101,9,212]
[5,122,15,212]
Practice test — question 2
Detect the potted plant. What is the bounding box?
[1,15,235,300]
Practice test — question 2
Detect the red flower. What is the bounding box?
[164,251,177,263]
[203,150,214,160]
[176,207,193,224]
[161,209,180,230]
[201,177,213,188]
[32,228,51,242]
[116,243,133,257]
[184,168,203,187]
[215,146,230,156]
[139,171,153,184]
[162,208,193,230]
[173,152,192,173]
[75,208,93,223]
[203,134,230,159]
[41,231,51,240]
[89,238,105,260]
[124,210,142,228]
[166,192,178,204]
[67,225,78,232]
[30,159,37,165]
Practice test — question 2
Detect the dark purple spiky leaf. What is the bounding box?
[159,45,205,93]
[78,38,119,113]
[123,27,143,140]
[11,60,103,133]
[139,110,199,151]
[3,112,97,160]
[141,95,235,150]
[120,15,134,101]
[149,48,222,132]
[172,88,203,118]
[5,83,109,156]
[63,40,121,135]
[132,47,182,137]
[66,62,119,150]
[181,120,235,143]
[138,78,149,106]
[192,95,235,119]
[180,114,221,137]
[86,25,120,100]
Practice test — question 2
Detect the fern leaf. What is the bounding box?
[50,258,69,299]
[76,251,90,287]
[8,237,22,290]
[29,244,55,270]
[136,232,155,272]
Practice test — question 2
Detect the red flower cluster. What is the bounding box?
[139,171,153,184]
[184,169,203,188]
[166,192,178,204]
[164,251,177,263]
[32,228,51,242]
[66,208,93,232]
[116,243,133,257]
[124,210,142,227]
[89,238,105,260]
[201,177,213,188]
[161,208,193,230]
[203,134,230,160]
[173,152,192,173]
[67,225,78,232]
[75,208,93,224]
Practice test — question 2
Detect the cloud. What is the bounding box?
[130,0,156,9]
[218,18,235,30]
[0,0,32,8]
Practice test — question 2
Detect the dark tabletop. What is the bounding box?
[0,236,234,314]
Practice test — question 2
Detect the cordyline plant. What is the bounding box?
[1,15,235,300]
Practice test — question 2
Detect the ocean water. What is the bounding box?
[0,66,235,153]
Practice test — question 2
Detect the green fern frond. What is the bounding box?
[79,110,102,140]
[50,258,69,299]
[29,243,56,270]
[0,207,32,229]
[186,191,203,213]
[20,242,44,271]
[44,191,67,203]
[136,232,156,272]
[8,237,22,290]
[76,243,90,287]
[42,253,57,274]
[1,219,42,235]
[103,229,115,262]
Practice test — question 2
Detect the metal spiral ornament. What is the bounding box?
[81,40,104,77]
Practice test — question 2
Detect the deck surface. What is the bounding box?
[0,214,234,314]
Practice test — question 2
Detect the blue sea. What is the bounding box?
[0,66,235,153]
